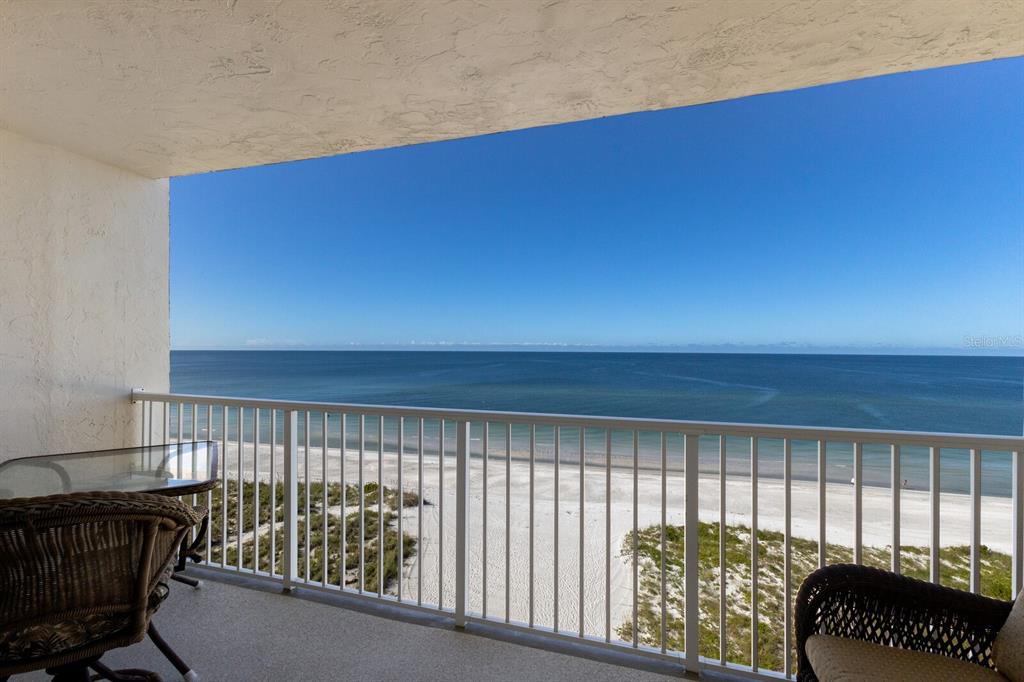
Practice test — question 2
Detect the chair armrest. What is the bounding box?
[795,564,1012,682]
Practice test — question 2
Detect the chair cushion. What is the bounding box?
[806,634,1007,682]
[0,554,175,671]
[994,590,1024,682]
[0,612,132,664]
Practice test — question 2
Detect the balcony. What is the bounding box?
[3,3,1023,681]
[115,390,1023,680]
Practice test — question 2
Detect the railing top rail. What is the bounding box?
[132,389,1024,450]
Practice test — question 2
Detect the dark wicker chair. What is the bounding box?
[0,492,205,681]
[796,564,1015,681]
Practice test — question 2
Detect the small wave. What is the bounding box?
[956,376,1023,386]
[631,371,779,409]
[858,402,886,421]
[746,389,779,407]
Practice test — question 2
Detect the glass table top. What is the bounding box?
[0,441,219,500]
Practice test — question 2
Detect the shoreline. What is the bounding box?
[214,441,1016,551]
[213,439,1019,499]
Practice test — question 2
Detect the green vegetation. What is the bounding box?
[200,479,420,593]
[619,522,1012,672]
[362,481,421,509]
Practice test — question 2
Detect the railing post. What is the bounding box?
[131,388,145,448]
[969,448,981,593]
[455,420,470,628]
[282,409,299,592]
[684,433,700,675]
[891,444,901,574]
[818,440,827,568]
[1014,449,1023,597]
[930,446,940,584]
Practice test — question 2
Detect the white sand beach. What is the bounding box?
[214,440,1014,638]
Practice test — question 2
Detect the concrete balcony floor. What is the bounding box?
[16,568,685,682]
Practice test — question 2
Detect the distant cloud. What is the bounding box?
[244,338,308,348]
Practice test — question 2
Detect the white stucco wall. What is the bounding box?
[0,128,168,460]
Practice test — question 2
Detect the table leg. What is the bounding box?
[172,513,209,588]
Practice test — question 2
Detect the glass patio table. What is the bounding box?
[0,441,219,500]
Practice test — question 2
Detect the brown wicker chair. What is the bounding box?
[0,492,205,681]
[796,564,1015,681]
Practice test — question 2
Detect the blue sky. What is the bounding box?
[171,58,1023,352]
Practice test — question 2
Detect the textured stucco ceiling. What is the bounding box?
[2,0,1022,179]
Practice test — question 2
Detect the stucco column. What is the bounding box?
[0,128,169,459]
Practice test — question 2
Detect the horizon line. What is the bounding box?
[170,343,1024,357]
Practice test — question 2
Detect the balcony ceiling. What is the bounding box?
[2,0,1021,179]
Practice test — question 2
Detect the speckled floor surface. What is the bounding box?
[16,569,685,682]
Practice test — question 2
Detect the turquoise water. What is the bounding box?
[170,351,1023,496]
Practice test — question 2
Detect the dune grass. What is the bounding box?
[619,522,1012,672]
[202,479,419,593]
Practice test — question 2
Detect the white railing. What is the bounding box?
[132,389,1023,680]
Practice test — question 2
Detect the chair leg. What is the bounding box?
[47,662,91,682]
[148,623,197,682]
[89,660,161,682]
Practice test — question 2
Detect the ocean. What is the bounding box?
[170,351,1023,496]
